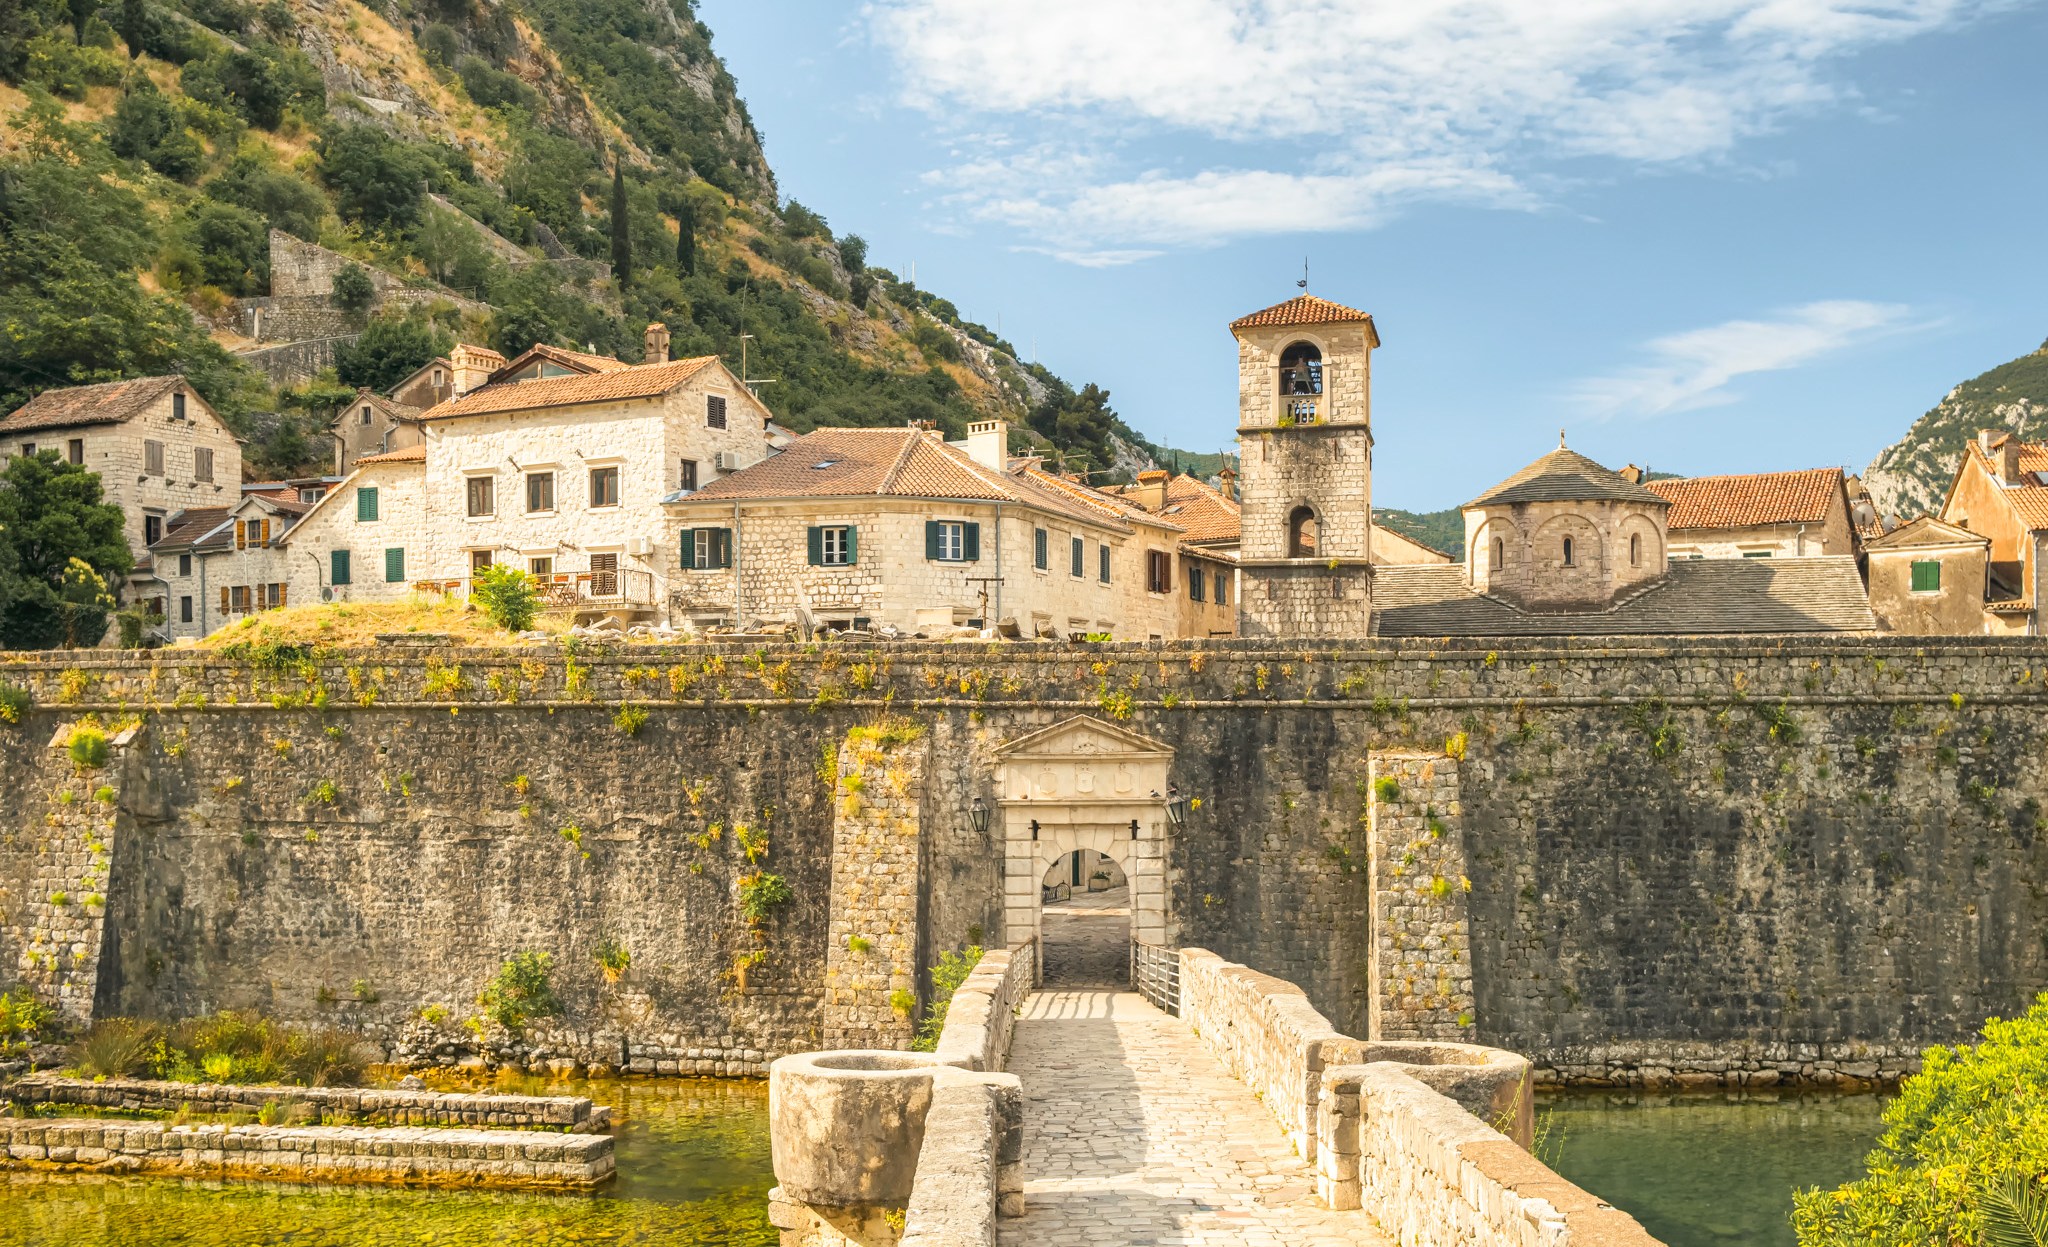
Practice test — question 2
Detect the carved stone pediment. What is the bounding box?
[995,716,1173,806]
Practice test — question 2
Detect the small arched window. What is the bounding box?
[1630,533,1641,566]
[1287,505,1318,558]
[1562,536,1575,567]
[1491,536,1504,568]
[1279,342,1323,396]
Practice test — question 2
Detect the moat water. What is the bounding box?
[1543,1089,1887,1247]
[0,1074,776,1247]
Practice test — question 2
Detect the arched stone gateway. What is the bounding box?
[994,717,1173,974]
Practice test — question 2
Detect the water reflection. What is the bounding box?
[1541,1089,1886,1247]
[0,1075,777,1247]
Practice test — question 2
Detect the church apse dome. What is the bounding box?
[1463,438,1672,612]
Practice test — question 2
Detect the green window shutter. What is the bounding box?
[331,549,351,586]
[384,548,404,582]
[807,526,824,566]
[679,529,696,568]
[845,526,858,565]
[356,487,378,522]
[1072,537,1083,576]
[1099,544,1110,583]
[925,520,941,561]
[1911,560,1941,592]
[1034,527,1047,569]
[963,522,980,562]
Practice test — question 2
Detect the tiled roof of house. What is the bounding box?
[356,445,427,464]
[1963,438,2048,530]
[493,343,632,379]
[0,376,183,433]
[1230,294,1375,331]
[418,356,717,420]
[676,427,1132,531]
[1648,468,1844,531]
[1026,468,1185,534]
[1861,515,1987,551]
[1109,473,1242,544]
[1370,558,1875,637]
[332,390,423,430]
[151,507,232,553]
[1469,445,1671,507]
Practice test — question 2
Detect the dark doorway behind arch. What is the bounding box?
[1039,850,1130,987]
[1288,505,1319,558]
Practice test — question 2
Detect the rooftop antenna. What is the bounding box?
[1298,258,1309,291]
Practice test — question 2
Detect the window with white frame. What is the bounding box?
[936,522,964,561]
[466,475,495,517]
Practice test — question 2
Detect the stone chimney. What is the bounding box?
[1618,464,1645,485]
[644,322,670,365]
[2000,436,2023,485]
[448,344,497,396]
[952,419,1008,473]
[1133,469,1170,511]
[1217,466,1238,501]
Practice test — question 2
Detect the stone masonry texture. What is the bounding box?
[1,635,2045,1084]
[1367,753,1476,1042]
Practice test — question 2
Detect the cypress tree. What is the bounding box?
[120,0,143,57]
[70,0,90,44]
[674,199,696,276]
[609,162,631,288]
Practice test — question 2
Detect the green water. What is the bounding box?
[1541,1090,1887,1247]
[0,1075,777,1247]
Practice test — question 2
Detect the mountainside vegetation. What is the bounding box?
[0,0,1195,482]
[1864,340,2048,522]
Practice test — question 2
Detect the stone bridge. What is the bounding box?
[768,938,1665,1247]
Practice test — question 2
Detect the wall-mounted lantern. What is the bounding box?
[1129,819,1139,840]
[1029,819,1040,842]
[1165,786,1188,829]
[969,796,991,836]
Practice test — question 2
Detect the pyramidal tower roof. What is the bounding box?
[1230,294,1378,338]
[1468,438,1672,508]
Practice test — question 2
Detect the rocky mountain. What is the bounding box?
[1864,340,2048,521]
[0,0,1191,480]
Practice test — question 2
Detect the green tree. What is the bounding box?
[609,159,631,287]
[470,564,536,631]
[673,197,695,276]
[334,310,450,392]
[319,125,426,229]
[330,261,374,312]
[181,198,267,293]
[106,78,203,182]
[0,452,132,649]
[205,152,325,239]
[117,0,139,55]
[1794,993,2048,1246]
[68,0,89,44]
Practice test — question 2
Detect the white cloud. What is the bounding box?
[1568,300,1914,419]
[865,0,2011,257]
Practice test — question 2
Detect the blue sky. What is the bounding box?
[697,0,2048,510]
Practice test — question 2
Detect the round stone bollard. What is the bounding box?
[770,1050,944,1206]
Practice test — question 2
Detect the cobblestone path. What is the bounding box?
[1041,885,1131,988]
[1000,990,1389,1247]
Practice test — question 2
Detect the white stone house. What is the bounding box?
[0,376,244,605]
[1644,467,1860,560]
[149,489,312,640]
[663,421,1197,639]
[276,446,430,609]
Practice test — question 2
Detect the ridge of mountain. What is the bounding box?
[1863,340,2048,522]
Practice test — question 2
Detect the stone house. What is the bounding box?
[1373,440,1874,636]
[1028,465,1237,639]
[148,489,313,640]
[1863,516,1995,635]
[276,446,430,609]
[1645,467,1859,560]
[663,422,1197,638]
[389,344,507,411]
[1937,431,2047,635]
[331,390,424,475]
[0,376,244,600]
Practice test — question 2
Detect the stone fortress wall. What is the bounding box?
[2,634,2044,1082]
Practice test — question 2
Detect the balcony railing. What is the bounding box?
[1280,396,1320,425]
[416,569,658,612]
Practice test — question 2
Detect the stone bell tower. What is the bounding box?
[1231,293,1378,637]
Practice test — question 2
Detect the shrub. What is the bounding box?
[1371,776,1400,803]
[67,725,110,769]
[910,945,983,1052]
[478,951,561,1033]
[330,262,374,312]
[69,1017,163,1078]
[595,938,631,984]
[1793,992,2048,1246]
[0,985,56,1057]
[737,872,793,925]
[470,564,538,632]
[0,683,30,724]
[613,703,648,737]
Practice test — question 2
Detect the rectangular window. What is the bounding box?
[230,585,251,612]
[679,459,698,492]
[526,471,555,513]
[67,439,84,466]
[360,405,373,426]
[385,547,405,582]
[145,514,163,546]
[1071,536,1085,577]
[356,486,379,522]
[1099,544,1111,584]
[926,520,979,562]
[706,395,727,429]
[179,596,193,624]
[682,528,732,570]
[809,525,857,567]
[178,553,192,577]
[1189,567,1205,602]
[1910,560,1942,593]
[1034,527,1048,570]
[144,440,165,475]
[262,583,283,610]
[172,392,186,421]
[17,443,32,458]
[529,556,553,577]
[1146,550,1171,594]
[589,466,620,508]
[466,475,494,517]
[471,549,493,572]
[193,446,211,481]
[330,550,352,585]
[1742,550,1773,559]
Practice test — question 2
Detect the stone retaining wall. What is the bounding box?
[931,941,1035,1074]
[0,1117,613,1188]
[899,1075,1010,1247]
[7,1074,608,1131]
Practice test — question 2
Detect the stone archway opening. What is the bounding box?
[1040,847,1130,987]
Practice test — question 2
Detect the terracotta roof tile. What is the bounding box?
[0,376,183,434]
[152,507,232,551]
[356,445,427,464]
[1231,294,1375,331]
[1027,469,1184,533]
[1648,468,1844,531]
[420,356,718,421]
[492,343,631,380]
[1965,441,2048,530]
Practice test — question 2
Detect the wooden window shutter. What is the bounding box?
[678,529,695,568]
[844,526,857,565]
[925,520,941,561]
[807,526,824,566]
[259,518,271,546]
[278,583,288,607]
[385,548,405,582]
[219,586,229,615]
[235,521,246,550]
[962,522,980,562]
